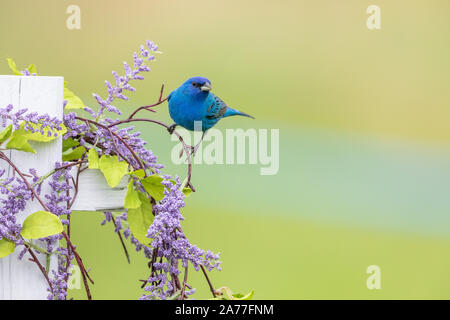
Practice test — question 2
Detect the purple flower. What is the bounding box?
[90,40,160,118]
[140,177,221,300]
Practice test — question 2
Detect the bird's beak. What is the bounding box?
[201,83,212,92]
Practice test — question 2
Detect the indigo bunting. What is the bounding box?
[168,77,254,134]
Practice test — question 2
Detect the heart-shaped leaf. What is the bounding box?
[99,155,129,188]
[0,238,15,258]
[21,211,63,239]
[141,175,165,201]
[88,148,100,169]
[127,192,154,245]
[124,181,141,209]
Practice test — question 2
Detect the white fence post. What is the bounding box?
[0,75,63,299]
[0,75,127,300]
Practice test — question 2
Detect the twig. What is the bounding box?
[111,216,131,264]
[128,84,167,120]
[180,265,188,300]
[200,265,216,298]
[25,246,54,296]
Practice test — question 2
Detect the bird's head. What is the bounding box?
[182,77,212,97]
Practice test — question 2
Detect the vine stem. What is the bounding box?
[25,245,54,295]
[201,265,216,298]
[32,160,85,188]
[111,216,131,264]
[180,265,188,300]
[127,84,167,120]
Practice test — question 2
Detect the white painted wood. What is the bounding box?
[71,169,127,211]
[0,75,63,300]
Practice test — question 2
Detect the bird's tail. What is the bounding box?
[224,108,255,119]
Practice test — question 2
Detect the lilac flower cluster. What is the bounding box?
[89,40,159,117]
[140,178,221,300]
[0,104,64,134]
[64,112,162,172]
[99,177,222,300]
[47,246,73,300]
[20,69,36,76]
[0,170,32,243]
[43,163,75,300]
[44,163,72,219]
[63,41,163,172]
[101,209,152,258]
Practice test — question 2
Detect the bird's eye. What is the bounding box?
[192,82,197,87]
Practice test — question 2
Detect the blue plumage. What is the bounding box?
[168,77,254,132]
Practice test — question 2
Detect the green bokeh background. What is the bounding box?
[1,0,450,299]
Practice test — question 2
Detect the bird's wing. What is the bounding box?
[205,95,228,119]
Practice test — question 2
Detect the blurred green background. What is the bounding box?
[1,0,450,299]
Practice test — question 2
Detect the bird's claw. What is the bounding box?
[180,144,200,161]
[167,124,177,135]
[190,144,201,157]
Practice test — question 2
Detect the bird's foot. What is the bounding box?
[181,144,200,161]
[167,124,177,135]
[190,144,201,157]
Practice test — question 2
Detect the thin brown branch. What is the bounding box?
[111,216,130,264]
[201,265,216,298]
[128,84,167,120]
[61,231,93,300]
[25,246,54,295]
[180,265,188,300]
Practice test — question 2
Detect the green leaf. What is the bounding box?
[124,181,141,209]
[7,58,22,75]
[6,135,36,153]
[27,64,37,75]
[63,138,79,152]
[0,238,15,258]
[99,155,129,188]
[127,192,154,244]
[130,169,145,178]
[233,290,254,300]
[212,287,254,300]
[20,211,63,239]
[169,179,192,198]
[64,83,85,110]
[0,125,13,144]
[182,187,192,197]
[62,146,86,162]
[88,148,100,169]
[141,175,165,201]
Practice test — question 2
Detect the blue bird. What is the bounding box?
[167,77,254,135]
